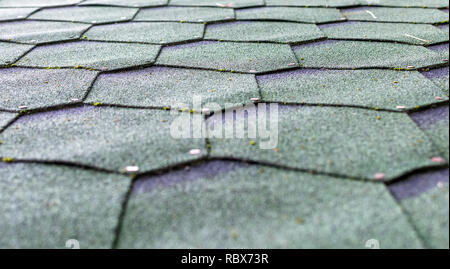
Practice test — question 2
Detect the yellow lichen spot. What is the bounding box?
[0,140,3,145]
[94,102,102,107]
[393,81,399,84]
[249,140,256,146]
[74,65,83,69]
[190,109,196,113]
[229,229,238,239]
[377,116,381,120]
[163,106,170,110]
[296,217,304,224]
[2,157,14,163]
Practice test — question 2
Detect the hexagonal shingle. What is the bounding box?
[410,105,449,162]
[80,0,168,7]
[0,163,131,249]
[266,0,359,7]
[422,67,449,94]
[16,41,160,70]
[85,22,204,44]
[134,6,234,22]
[169,0,264,8]
[86,67,259,110]
[0,0,82,7]
[401,184,449,249]
[208,106,440,181]
[344,7,449,24]
[361,0,449,8]
[29,6,138,24]
[258,69,448,110]
[0,107,206,172]
[0,42,34,66]
[0,112,17,130]
[320,22,449,45]
[118,161,423,248]
[156,41,299,73]
[0,21,90,44]
[236,7,344,23]
[0,68,98,111]
[204,21,324,44]
[293,40,444,69]
[0,7,38,21]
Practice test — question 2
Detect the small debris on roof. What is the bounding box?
[189,149,201,155]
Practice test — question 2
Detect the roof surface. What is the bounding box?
[0,0,448,249]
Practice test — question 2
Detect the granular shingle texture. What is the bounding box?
[80,0,168,7]
[344,7,449,23]
[0,0,448,249]
[205,21,324,43]
[86,67,259,110]
[29,6,138,23]
[0,21,90,44]
[0,107,206,173]
[0,42,34,65]
[0,112,17,130]
[258,69,448,110]
[0,7,38,21]
[169,0,265,8]
[236,7,344,23]
[0,68,98,111]
[410,105,449,162]
[208,106,439,180]
[0,163,131,249]
[134,6,234,22]
[401,184,449,249]
[293,40,444,69]
[0,0,82,7]
[85,22,204,44]
[266,0,359,7]
[361,0,449,8]
[16,41,160,70]
[156,41,298,73]
[118,162,423,249]
[320,22,449,45]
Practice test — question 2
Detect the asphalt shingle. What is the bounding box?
[0,68,98,111]
[0,7,38,21]
[169,0,264,8]
[410,105,449,162]
[258,69,448,110]
[204,21,324,44]
[0,112,17,130]
[401,184,449,249]
[29,6,138,24]
[422,67,449,95]
[156,41,299,73]
[0,21,90,44]
[236,7,344,23]
[0,163,131,249]
[0,42,34,66]
[86,66,259,110]
[361,0,449,8]
[266,0,359,7]
[16,41,161,70]
[0,0,82,7]
[344,7,449,24]
[0,107,206,173]
[118,161,423,248]
[293,40,444,69]
[208,106,439,180]
[80,0,168,7]
[134,6,234,22]
[320,21,449,45]
[84,22,204,44]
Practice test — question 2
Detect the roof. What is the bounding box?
[0,0,448,249]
